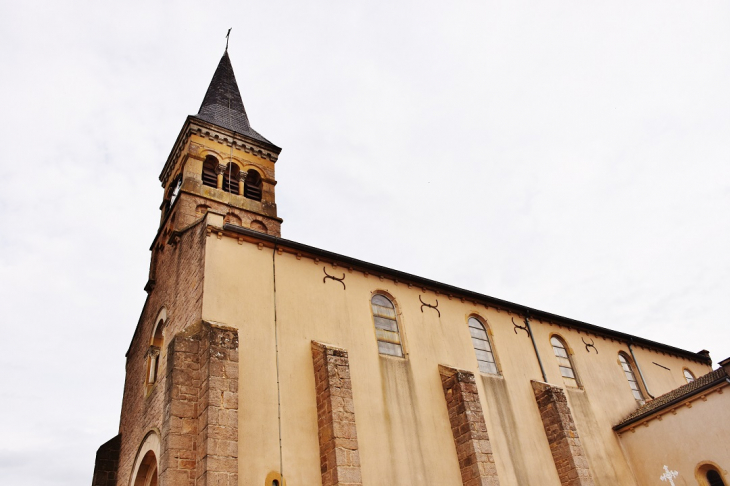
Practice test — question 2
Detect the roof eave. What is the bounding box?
[613,375,729,431]
[221,223,713,366]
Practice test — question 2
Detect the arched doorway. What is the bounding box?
[130,431,160,486]
[133,450,157,486]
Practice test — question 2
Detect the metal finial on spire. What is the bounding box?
[225,28,232,51]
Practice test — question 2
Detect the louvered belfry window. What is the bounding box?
[551,336,579,387]
[618,353,645,403]
[244,169,262,201]
[222,162,240,194]
[371,294,403,357]
[202,156,218,188]
[468,317,498,375]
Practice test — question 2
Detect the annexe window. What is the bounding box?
[551,336,579,387]
[707,470,726,486]
[371,294,403,357]
[683,368,696,384]
[202,156,218,188]
[468,317,498,375]
[618,353,645,404]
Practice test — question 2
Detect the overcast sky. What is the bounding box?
[1,1,728,484]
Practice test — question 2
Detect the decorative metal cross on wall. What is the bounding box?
[660,465,679,486]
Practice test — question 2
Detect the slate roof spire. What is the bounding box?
[195,51,271,144]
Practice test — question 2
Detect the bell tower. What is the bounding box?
[157,50,282,238]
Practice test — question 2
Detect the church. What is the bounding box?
[91,50,730,486]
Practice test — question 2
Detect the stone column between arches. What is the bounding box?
[531,381,594,486]
[439,365,501,486]
[159,322,239,486]
[311,341,363,486]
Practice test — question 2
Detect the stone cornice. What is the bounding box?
[159,116,281,187]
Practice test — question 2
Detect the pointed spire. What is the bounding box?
[195,51,271,144]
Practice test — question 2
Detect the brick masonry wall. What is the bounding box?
[174,191,281,237]
[311,342,362,486]
[113,216,207,486]
[91,435,121,486]
[531,381,594,486]
[439,365,500,486]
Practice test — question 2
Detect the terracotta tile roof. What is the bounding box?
[615,367,728,429]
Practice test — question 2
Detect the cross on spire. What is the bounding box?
[660,465,679,486]
[225,28,232,51]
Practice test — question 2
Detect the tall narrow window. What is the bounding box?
[222,162,240,194]
[202,156,218,188]
[618,353,645,404]
[683,368,696,383]
[551,336,578,387]
[244,169,262,201]
[468,317,498,375]
[371,294,403,357]
[146,319,164,391]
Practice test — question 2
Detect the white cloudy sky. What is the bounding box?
[1,1,728,484]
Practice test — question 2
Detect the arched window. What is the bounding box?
[707,470,726,486]
[202,156,218,188]
[166,175,182,214]
[551,336,578,387]
[468,317,498,375]
[699,464,729,486]
[618,353,645,403]
[145,314,165,393]
[222,162,240,194]
[371,294,403,357]
[243,169,263,201]
[683,368,696,383]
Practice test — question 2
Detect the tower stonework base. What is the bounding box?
[160,322,239,486]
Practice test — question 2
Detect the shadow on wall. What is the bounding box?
[377,357,430,485]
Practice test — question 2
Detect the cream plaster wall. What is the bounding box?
[199,230,712,486]
[618,387,730,486]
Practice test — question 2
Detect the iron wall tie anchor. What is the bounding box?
[512,317,530,337]
[582,337,598,354]
[323,267,346,289]
[419,295,440,317]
